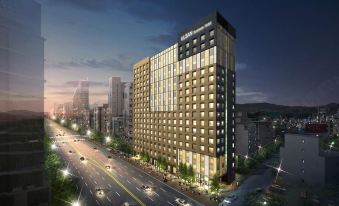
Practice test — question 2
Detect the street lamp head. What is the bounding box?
[105,136,111,143]
[62,169,69,177]
[51,143,57,150]
[86,130,91,136]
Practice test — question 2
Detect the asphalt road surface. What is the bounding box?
[46,119,204,206]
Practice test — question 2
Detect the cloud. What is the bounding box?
[46,0,112,12]
[47,52,138,71]
[235,63,248,71]
[47,81,108,89]
[236,87,268,103]
[146,34,175,46]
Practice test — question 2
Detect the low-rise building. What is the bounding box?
[280,133,339,185]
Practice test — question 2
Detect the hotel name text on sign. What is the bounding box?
[180,21,212,41]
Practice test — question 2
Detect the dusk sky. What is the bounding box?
[39,0,339,112]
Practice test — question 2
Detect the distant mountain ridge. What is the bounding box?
[0,110,43,123]
[236,102,339,118]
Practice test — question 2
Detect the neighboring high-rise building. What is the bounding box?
[72,80,89,112]
[122,82,133,139]
[72,80,90,129]
[133,12,236,184]
[0,0,50,205]
[93,104,110,135]
[62,102,73,119]
[235,112,274,156]
[108,77,123,117]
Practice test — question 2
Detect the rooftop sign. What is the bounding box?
[180,21,212,41]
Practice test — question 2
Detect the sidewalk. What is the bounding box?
[126,158,220,206]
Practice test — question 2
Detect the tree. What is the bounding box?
[210,175,220,193]
[178,162,187,181]
[187,165,195,184]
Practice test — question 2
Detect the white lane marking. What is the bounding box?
[132,177,137,181]
[96,171,100,175]
[136,187,141,192]
[106,197,111,202]
[101,176,105,181]
[160,188,166,192]
[154,192,159,196]
[118,174,123,178]
[108,184,112,188]
[96,200,100,205]
[115,192,120,197]
[85,182,88,187]
[167,201,175,206]
[138,174,143,178]
[81,176,84,180]
[127,180,131,184]
[148,180,153,184]
[90,190,93,195]
[148,196,154,201]
[94,180,97,185]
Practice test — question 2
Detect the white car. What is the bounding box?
[141,185,152,192]
[219,194,238,205]
[175,198,190,206]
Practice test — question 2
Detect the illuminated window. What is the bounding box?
[209,93,214,100]
[200,146,205,151]
[209,66,214,73]
[193,38,197,45]
[201,43,205,49]
[209,121,214,127]
[209,29,214,36]
[209,38,214,45]
[193,47,197,53]
[200,86,205,92]
[185,42,189,48]
[201,68,205,75]
[209,102,214,108]
[201,34,205,41]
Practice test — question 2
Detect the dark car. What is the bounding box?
[68,150,72,153]
[80,157,85,161]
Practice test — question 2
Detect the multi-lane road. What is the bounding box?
[46,119,203,206]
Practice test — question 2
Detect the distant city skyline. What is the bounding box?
[40,0,339,112]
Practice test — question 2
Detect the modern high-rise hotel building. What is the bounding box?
[133,12,236,183]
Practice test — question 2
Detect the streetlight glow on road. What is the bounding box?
[86,130,91,136]
[61,119,65,124]
[72,123,77,129]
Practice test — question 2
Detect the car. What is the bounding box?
[68,150,72,153]
[80,157,85,161]
[74,139,77,142]
[255,187,264,193]
[105,165,111,170]
[107,156,112,159]
[122,203,130,206]
[141,185,152,192]
[175,198,190,206]
[95,188,104,197]
[219,194,238,205]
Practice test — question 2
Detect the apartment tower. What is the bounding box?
[133,12,236,184]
